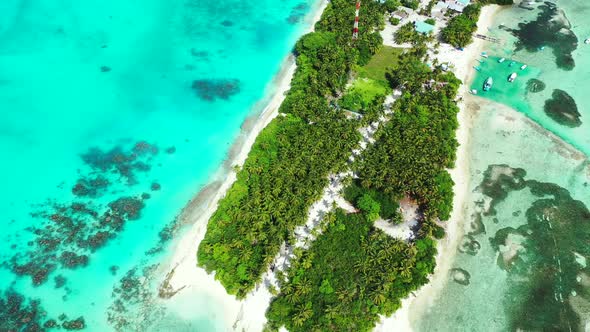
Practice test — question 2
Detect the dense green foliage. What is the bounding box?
[394,22,419,44]
[358,48,461,222]
[339,79,388,114]
[394,22,431,44]
[266,210,437,331]
[197,0,389,298]
[265,44,462,330]
[383,0,400,12]
[401,0,420,10]
[441,4,482,48]
[343,180,400,221]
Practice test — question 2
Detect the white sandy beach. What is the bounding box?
[153,2,328,331]
[374,4,504,331]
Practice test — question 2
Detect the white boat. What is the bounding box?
[585,38,590,44]
[483,77,493,91]
[481,54,489,58]
[520,64,527,70]
[508,72,517,82]
[498,57,506,63]
[470,89,478,95]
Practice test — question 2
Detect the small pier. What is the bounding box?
[474,34,501,44]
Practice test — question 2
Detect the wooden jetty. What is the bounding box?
[474,34,501,44]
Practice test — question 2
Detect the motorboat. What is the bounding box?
[481,54,489,58]
[509,61,516,67]
[520,64,527,70]
[483,77,493,91]
[498,57,505,63]
[508,72,517,82]
[470,89,478,95]
[474,66,481,72]
[585,38,590,44]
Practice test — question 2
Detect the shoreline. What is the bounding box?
[153,1,328,331]
[375,4,504,331]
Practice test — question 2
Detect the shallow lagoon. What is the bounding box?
[413,1,590,330]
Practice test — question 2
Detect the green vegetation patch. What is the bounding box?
[343,180,401,221]
[197,0,388,298]
[340,78,389,112]
[394,22,430,45]
[357,48,461,221]
[441,4,481,48]
[266,210,437,332]
[357,45,403,87]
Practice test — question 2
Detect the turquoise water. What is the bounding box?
[0,0,320,330]
[473,1,590,155]
[412,1,590,330]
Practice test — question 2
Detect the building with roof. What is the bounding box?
[446,0,471,12]
[414,21,435,34]
[391,10,410,20]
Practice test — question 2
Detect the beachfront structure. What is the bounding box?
[415,21,435,34]
[445,0,471,12]
[391,9,410,20]
[432,1,448,13]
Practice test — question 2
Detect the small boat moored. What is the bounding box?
[483,77,493,91]
[509,61,516,67]
[498,57,506,63]
[520,64,528,70]
[585,38,590,44]
[470,89,478,95]
[508,72,517,82]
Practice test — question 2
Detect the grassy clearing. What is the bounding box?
[340,78,389,112]
[357,46,404,87]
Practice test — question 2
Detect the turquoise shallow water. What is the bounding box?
[473,0,590,154]
[413,1,590,330]
[0,0,319,330]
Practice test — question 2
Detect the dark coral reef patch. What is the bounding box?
[544,89,581,127]
[191,79,240,101]
[509,2,578,70]
[3,141,163,287]
[480,164,590,331]
[525,78,546,93]
[0,289,83,331]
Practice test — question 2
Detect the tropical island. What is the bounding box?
[181,0,512,330]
